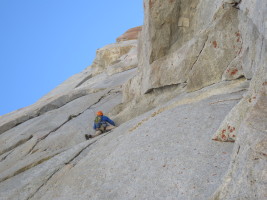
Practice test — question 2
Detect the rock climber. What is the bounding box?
[85,111,116,140]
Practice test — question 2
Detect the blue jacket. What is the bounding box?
[93,115,115,130]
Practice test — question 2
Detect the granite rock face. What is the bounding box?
[116,26,142,42]
[0,0,266,199]
[91,40,138,76]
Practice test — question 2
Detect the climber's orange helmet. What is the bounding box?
[96,111,103,116]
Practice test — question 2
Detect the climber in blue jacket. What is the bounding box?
[85,110,116,140]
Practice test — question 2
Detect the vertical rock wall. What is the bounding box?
[121,0,267,199]
[211,0,267,198]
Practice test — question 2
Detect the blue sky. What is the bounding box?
[0,0,143,116]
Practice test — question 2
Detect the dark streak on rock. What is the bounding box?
[26,168,61,200]
[65,140,98,167]
[0,135,33,156]
[0,154,56,183]
[0,149,14,162]
[75,74,93,88]
[237,145,240,154]
[26,140,100,200]
[189,36,209,72]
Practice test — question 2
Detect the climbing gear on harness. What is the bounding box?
[94,116,108,132]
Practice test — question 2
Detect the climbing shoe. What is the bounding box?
[85,134,92,140]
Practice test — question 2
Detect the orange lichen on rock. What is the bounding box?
[235,32,241,37]
[212,41,218,48]
[230,69,238,75]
